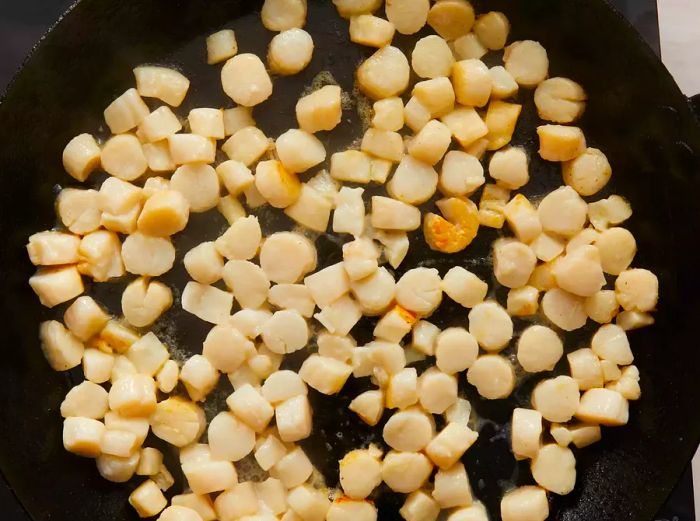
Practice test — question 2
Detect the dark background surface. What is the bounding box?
[0,1,694,520]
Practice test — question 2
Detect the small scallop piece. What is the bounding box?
[585,290,620,324]
[467,355,515,399]
[134,66,190,107]
[427,0,474,41]
[563,147,611,196]
[206,29,238,65]
[215,215,262,261]
[468,301,513,352]
[538,186,588,237]
[615,268,659,312]
[453,33,487,61]
[357,46,410,99]
[342,238,379,281]
[452,59,492,108]
[299,355,353,395]
[372,97,404,131]
[260,232,317,284]
[262,0,307,30]
[413,77,456,118]
[140,106,183,143]
[400,491,439,521]
[77,230,124,282]
[275,394,313,442]
[27,231,81,267]
[181,282,234,325]
[222,260,270,309]
[531,444,576,495]
[493,238,537,289]
[383,408,434,452]
[350,266,396,315]
[137,190,189,237]
[361,128,403,162]
[440,106,488,148]
[170,164,220,213]
[504,195,541,245]
[268,29,314,76]
[184,242,224,285]
[407,121,453,166]
[441,267,487,308]
[537,125,586,162]
[327,499,377,521]
[418,368,458,414]
[189,108,225,139]
[517,325,563,373]
[63,134,101,182]
[121,233,175,277]
[296,85,342,133]
[439,150,485,197]
[425,422,478,470]
[501,487,549,521]
[101,135,148,181]
[371,196,421,231]
[222,126,269,166]
[485,100,522,150]
[595,227,637,275]
[142,143,175,173]
[262,310,309,354]
[381,451,433,493]
[268,284,316,317]
[61,381,109,419]
[104,88,150,134]
[435,328,479,374]
[591,324,633,365]
[553,245,606,297]
[255,160,302,208]
[507,286,539,317]
[532,376,580,422]
[121,278,173,328]
[350,14,396,48]
[262,370,307,404]
[349,390,385,426]
[511,408,543,460]
[168,134,216,165]
[577,388,629,426]
[568,348,604,390]
[57,188,101,235]
[504,40,549,88]
[616,310,655,331]
[388,155,439,204]
[385,0,429,35]
[474,12,510,50]
[208,411,255,462]
[304,262,350,308]
[221,54,273,107]
[535,77,587,124]
[542,288,587,331]
[432,462,473,509]
[276,129,326,174]
[489,66,519,99]
[412,35,455,78]
[588,195,633,231]
[395,268,442,316]
[490,147,529,190]
[404,96,432,133]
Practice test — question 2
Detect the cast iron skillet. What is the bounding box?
[0,0,699,520]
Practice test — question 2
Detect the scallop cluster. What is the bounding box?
[27,0,659,520]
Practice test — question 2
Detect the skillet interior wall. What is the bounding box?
[0,0,699,520]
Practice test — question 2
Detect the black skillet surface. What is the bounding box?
[0,1,699,520]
